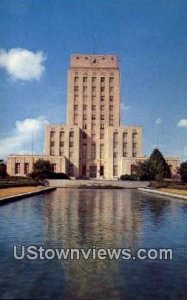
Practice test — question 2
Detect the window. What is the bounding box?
[132,152,137,158]
[92,123,96,130]
[100,115,104,120]
[83,124,87,130]
[83,95,87,103]
[109,115,113,121]
[101,86,105,92]
[109,105,113,111]
[51,164,56,172]
[109,96,113,102]
[74,114,78,125]
[91,133,96,140]
[50,141,55,147]
[100,124,104,130]
[92,77,96,84]
[82,132,87,139]
[83,77,87,83]
[50,131,55,138]
[100,105,104,111]
[113,152,118,158]
[123,152,128,157]
[74,86,79,92]
[74,95,78,102]
[92,96,96,102]
[59,150,64,156]
[83,86,87,93]
[109,87,114,94]
[123,142,127,148]
[74,76,79,83]
[109,77,114,85]
[50,149,54,156]
[82,144,87,159]
[123,132,128,141]
[92,115,96,120]
[24,163,29,175]
[60,141,64,147]
[92,87,96,95]
[101,96,105,102]
[92,105,96,111]
[74,105,78,111]
[132,132,137,140]
[82,165,86,176]
[133,143,137,149]
[68,164,74,176]
[14,162,22,177]
[113,132,118,142]
[101,77,105,82]
[83,114,87,120]
[91,144,96,159]
[113,165,118,177]
[100,133,104,139]
[83,105,87,111]
[60,131,64,139]
[69,131,74,138]
[100,144,104,159]
[69,141,74,147]
[113,142,118,149]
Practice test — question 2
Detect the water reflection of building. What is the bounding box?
[43,189,143,299]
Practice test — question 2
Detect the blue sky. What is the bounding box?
[0,0,187,159]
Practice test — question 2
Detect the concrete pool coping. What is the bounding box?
[48,179,150,189]
[138,188,187,201]
[0,187,56,205]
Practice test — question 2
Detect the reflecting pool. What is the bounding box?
[0,189,187,299]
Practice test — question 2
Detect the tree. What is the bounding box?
[137,160,159,180]
[137,148,171,181]
[0,160,7,178]
[149,148,171,179]
[179,162,187,182]
[29,159,53,183]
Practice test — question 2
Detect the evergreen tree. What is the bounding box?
[137,148,171,181]
[149,148,171,179]
[179,161,187,182]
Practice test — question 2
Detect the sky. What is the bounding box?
[0,0,187,160]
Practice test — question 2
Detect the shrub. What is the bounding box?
[48,172,70,179]
[120,174,138,181]
[29,159,53,183]
[0,160,7,179]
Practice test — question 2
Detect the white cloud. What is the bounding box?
[177,119,187,127]
[121,103,130,111]
[0,48,46,81]
[155,117,161,125]
[0,116,48,158]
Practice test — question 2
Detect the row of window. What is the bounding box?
[74,86,114,94]
[74,104,114,111]
[74,76,114,84]
[82,144,104,159]
[14,162,57,175]
[74,95,114,103]
[50,131,74,139]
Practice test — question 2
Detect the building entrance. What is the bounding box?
[89,166,97,178]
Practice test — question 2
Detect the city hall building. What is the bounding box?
[7,54,181,179]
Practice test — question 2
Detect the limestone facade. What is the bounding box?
[7,54,181,179]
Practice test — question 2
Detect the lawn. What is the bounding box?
[159,188,187,196]
[0,186,43,199]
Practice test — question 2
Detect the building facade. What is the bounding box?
[7,54,181,179]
